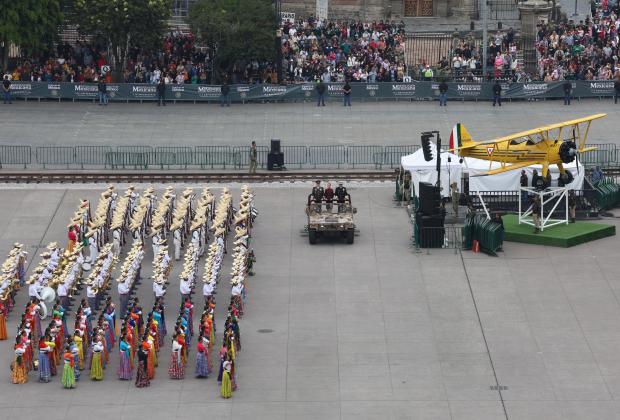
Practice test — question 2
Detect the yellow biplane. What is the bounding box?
[448,113,606,180]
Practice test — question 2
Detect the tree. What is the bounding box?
[0,0,63,70]
[189,0,277,81]
[73,0,171,77]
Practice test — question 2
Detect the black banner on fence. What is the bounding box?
[9,81,619,102]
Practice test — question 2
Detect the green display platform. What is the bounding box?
[502,214,616,247]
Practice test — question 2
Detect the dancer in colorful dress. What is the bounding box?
[118,334,132,380]
[168,334,184,379]
[221,359,233,398]
[61,345,76,389]
[12,337,28,384]
[135,342,150,388]
[90,336,104,380]
[38,335,52,382]
[195,335,210,378]
[0,301,7,340]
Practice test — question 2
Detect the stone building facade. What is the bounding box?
[281,0,477,21]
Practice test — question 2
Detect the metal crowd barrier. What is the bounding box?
[233,146,269,169]
[195,146,234,169]
[7,143,617,170]
[413,225,463,253]
[347,146,383,168]
[75,146,113,169]
[0,146,31,169]
[309,145,347,168]
[154,147,193,169]
[581,143,617,168]
[281,146,307,168]
[36,146,75,168]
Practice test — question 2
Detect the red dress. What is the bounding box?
[0,303,7,340]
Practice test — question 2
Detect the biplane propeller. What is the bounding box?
[447,114,606,183]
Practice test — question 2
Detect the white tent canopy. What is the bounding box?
[400,144,584,197]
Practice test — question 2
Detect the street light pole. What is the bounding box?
[274,0,283,84]
[482,0,488,80]
[276,28,283,84]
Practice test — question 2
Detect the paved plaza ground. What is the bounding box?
[0,99,618,148]
[0,183,620,420]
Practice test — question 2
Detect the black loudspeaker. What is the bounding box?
[267,152,284,170]
[415,212,445,248]
[270,139,281,154]
[419,182,441,216]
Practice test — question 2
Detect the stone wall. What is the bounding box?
[281,0,389,21]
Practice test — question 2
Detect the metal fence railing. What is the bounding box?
[36,146,75,168]
[6,143,619,170]
[347,146,384,168]
[233,146,269,169]
[154,146,193,169]
[75,146,113,168]
[581,143,616,168]
[281,146,307,168]
[0,146,31,169]
[195,146,234,169]
[412,224,464,253]
[309,145,347,168]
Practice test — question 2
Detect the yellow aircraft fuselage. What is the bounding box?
[460,140,565,175]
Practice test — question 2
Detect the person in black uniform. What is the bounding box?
[531,169,540,189]
[335,182,348,212]
[568,190,577,223]
[532,196,541,233]
[492,81,502,106]
[335,182,347,204]
[563,80,572,105]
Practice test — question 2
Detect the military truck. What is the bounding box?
[305,194,357,244]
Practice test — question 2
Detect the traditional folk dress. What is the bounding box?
[67,228,77,253]
[145,340,155,380]
[70,343,80,381]
[168,339,184,379]
[90,341,104,380]
[74,333,84,370]
[135,347,150,387]
[195,339,210,378]
[0,303,7,340]
[217,346,227,383]
[61,351,76,389]
[221,360,233,398]
[118,339,132,380]
[12,344,28,384]
[153,311,165,347]
[38,340,52,382]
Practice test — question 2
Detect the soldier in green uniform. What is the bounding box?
[249,141,258,174]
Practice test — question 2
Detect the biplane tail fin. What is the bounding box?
[449,123,477,151]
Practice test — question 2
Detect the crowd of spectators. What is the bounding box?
[535,0,620,81]
[281,19,408,83]
[3,31,220,84]
[442,28,527,82]
[5,3,620,86]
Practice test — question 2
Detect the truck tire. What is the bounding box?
[309,229,317,244]
[346,229,354,244]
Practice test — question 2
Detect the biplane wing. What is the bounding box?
[449,113,606,153]
[471,161,542,177]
